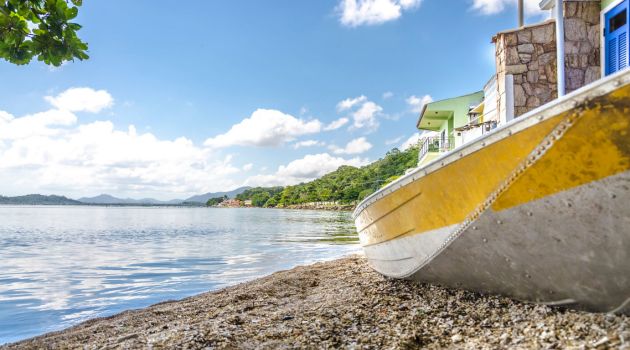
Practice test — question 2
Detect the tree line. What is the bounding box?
[234,146,419,208]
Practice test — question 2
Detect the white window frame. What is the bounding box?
[601,0,628,76]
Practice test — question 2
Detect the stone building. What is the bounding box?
[416,0,628,162]
[494,0,603,119]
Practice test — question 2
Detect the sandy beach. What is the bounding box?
[4,255,629,349]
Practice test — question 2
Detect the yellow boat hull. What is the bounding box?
[354,70,630,313]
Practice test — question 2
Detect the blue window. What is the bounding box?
[605,0,629,76]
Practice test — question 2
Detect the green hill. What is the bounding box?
[237,146,419,208]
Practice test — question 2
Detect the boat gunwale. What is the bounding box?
[352,69,630,220]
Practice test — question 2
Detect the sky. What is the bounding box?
[0,0,548,200]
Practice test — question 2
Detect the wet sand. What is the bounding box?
[4,255,629,349]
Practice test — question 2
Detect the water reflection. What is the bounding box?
[0,206,359,344]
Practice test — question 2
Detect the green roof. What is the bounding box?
[417,91,483,131]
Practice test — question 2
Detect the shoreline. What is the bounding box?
[0,204,356,211]
[211,203,357,212]
[3,255,628,349]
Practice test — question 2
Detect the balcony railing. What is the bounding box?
[418,136,455,161]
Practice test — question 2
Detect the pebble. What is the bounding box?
[3,255,629,349]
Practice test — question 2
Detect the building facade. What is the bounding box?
[416,0,628,164]
[416,91,483,165]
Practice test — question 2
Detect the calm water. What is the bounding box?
[0,206,359,344]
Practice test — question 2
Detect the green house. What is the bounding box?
[416,91,483,165]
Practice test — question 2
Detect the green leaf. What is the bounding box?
[66,6,78,20]
[55,0,67,15]
[1,0,88,66]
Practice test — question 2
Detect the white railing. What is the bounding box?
[418,136,455,161]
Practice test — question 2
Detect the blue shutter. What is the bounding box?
[609,37,618,74]
[605,0,629,76]
[620,32,627,70]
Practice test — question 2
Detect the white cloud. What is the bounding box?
[245,153,369,187]
[242,163,254,171]
[292,140,325,149]
[204,109,322,148]
[385,135,404,145]
[471,0,545,16]
[351,101,382,131]
[0,118,240,199]
[382,91,394,99]
[337,95,367,112]
[336,96,382,132]
[406,94,433,114]
[330,137,373,155]
[277,153,365,178]
[324,117,350,131]
[0,90,245,200]
[471,0,506,14]
[44,87,114,113]
[400,133,421,150]
[0,111,14,122]
[400,131,438,150]
[337,0,422,27]
[0,109,77,140]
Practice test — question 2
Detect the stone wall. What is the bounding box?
[495,20,558,118]
[564,1,601,91]
[494,0,601,119]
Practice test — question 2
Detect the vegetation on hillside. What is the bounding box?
[237,146,419,208]
[236,187,283,207]
[205,196,227,206]
[0,0,88,66]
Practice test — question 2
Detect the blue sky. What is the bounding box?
[0,0,547,199]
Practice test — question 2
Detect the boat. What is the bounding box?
[353,68,630,314]
[353,0,630,315]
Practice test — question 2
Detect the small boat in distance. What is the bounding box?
[353,67,630,314]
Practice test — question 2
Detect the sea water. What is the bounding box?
[0,206,359,344]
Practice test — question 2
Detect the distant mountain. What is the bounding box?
[77,194,184,205]
[184,186,251,204]
[1,187,252,206]
[0,194,82,205]
[135,198,184,205]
